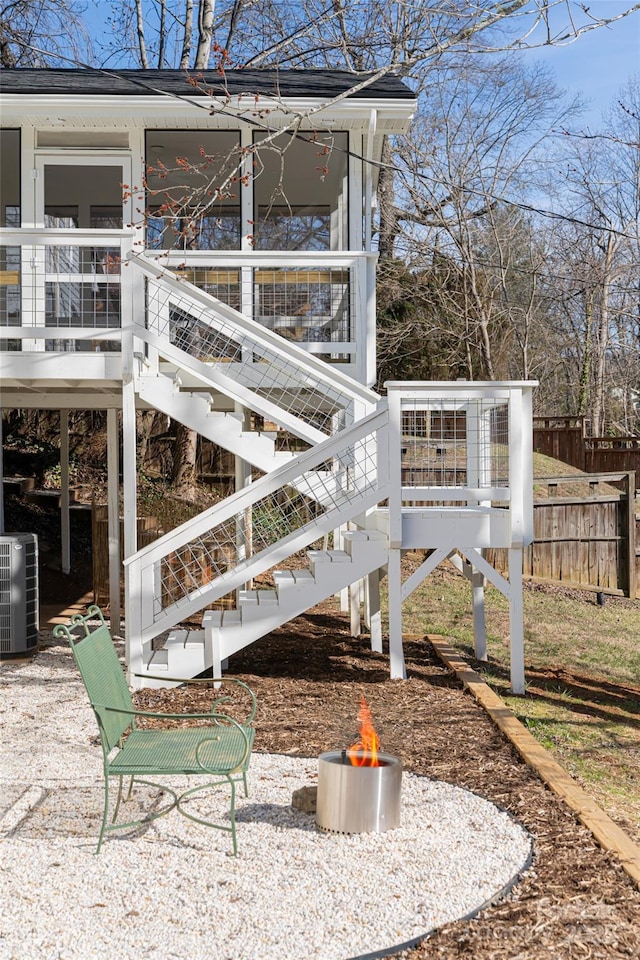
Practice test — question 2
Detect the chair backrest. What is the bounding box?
[53,606,134,752]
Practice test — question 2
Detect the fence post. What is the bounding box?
[626,471,636,599]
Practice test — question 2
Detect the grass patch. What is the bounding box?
[386,557,640,843]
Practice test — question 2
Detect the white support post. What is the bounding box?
[452,550,487,660]
[235,405,252,599]
[365,255,377,389]
[349,580,361,637]
[338,523,349,611]
[386,386,405,678]
[367,568,383,654]
[0,411,3,535]
[126,560,155,689]
[107,408,121,632]
[471,550,487,662]
[122,377,138,668]
[388,548,406,679]
[59,410,70,575]
[509,546,525,694]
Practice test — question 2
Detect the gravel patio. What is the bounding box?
[1,595,639,960]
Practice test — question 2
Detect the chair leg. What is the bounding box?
[229,778,238,857]
[112,775,125,824]
[96,775,112,855]
[125,776,135,801]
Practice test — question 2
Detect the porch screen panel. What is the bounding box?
[254,266,351,355]
[43,166,123,352]
[253,132,348,252]
[145,131,241,251]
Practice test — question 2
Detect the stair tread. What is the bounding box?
[292,570,315,583]
[166,630,205,648]
[257,589,279,604]
[202,610,223,628]
[307,550,331,562]
[222,610,241,626]
[343,530,388,542]
[274,570,295,583]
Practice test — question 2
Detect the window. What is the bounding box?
[253,131,348,251]
[145,131,241,250]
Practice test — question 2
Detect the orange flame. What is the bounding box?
[347,696,381,767]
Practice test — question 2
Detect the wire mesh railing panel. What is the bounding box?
[0,245,20,350]
[254,267,352,359]
[153,425,380,613]
[400,398,510,493]
[147,279,354,434]
[44,244,122,352]
[170,267,241,312]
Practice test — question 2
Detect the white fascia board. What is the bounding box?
[0,93,415,131]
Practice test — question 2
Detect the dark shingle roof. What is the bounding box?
[0,68,415,100]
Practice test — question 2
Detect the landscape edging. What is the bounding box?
[420,635,640,890]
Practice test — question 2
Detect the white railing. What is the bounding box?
[1,229,376,381]
[139,249,375,372]
[385,382,535,546]
[131,252,378,440]
[123,405,389,665]
[0,228,134,351]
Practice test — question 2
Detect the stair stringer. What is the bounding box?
[135,325,329,445]
[136,371,295,472]
[135,371,344,506]
[130,252,379,444]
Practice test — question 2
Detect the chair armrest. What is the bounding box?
[132,675,257,724]
[92,703,250,725]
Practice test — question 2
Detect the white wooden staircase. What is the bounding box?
[124,254,389,687]
[141,530,388,687]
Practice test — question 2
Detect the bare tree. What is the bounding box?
[375,55,579,380]
[548,78,640,435]
[0,0,94,66]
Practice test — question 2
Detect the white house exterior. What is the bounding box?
[0,68,535,692]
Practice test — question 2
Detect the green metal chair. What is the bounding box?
[53,605,256,855]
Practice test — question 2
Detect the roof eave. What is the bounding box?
[0,92,416,130]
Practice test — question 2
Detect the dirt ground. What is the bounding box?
[132,597,640,960]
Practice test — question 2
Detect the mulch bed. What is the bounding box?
[135,598,640,960]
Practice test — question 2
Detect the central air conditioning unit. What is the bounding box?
[0,533,39,655]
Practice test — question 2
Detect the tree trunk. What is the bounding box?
[194,0,214,70]
[135,0,149,68]
[577,295,593,419]
[591,232,616,437]
[180,0,194,69]
[377,138,397,262]
[171,421,198,498]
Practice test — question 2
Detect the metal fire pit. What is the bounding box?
[316,750,402,834]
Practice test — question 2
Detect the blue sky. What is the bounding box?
[523,2,640,128]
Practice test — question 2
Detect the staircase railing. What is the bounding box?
[124,404,389,673]
[129,252,378,441]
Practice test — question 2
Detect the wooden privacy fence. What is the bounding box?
[534,417,640,485]
[486,472,638,598]
[92,505,159,608]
